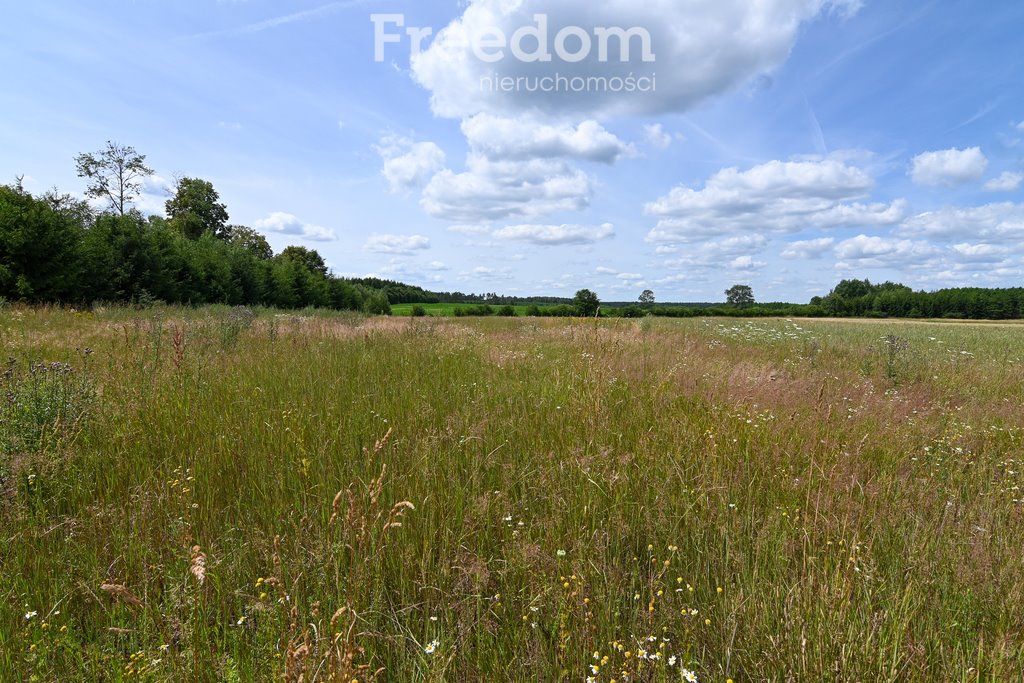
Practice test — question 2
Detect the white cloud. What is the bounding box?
[462,115,631,163]
[491,222,614,245]
[644,158,903,243]
[950,242,1011,262]
[662,234,769,270]
[898,203,1024,243]
[729,255,766,270]
[983,171,1023,193]
[909,147,988,187]
[595,266,618,274]
[422,156,592,222]
[411,0,862,119]
[363,233,431,254]
[834,234,940,268]
[254,212,336,241]
[376,135,447,193]
[780,237,835,259]
[643,123,673,150]
[1017,120,1024,131]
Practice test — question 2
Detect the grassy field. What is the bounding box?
[2,306,1024,681]
[390,303,535,316]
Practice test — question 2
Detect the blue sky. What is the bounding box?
[2,0,1022,302]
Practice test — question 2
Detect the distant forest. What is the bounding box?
[1,144,1022,320]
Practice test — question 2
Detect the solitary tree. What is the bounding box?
[725,284,755,307]
[74,141,153,215]
[166,177,229,240]
[573,288,600,317]
[638,289,655,308]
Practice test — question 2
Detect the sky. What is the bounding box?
[1,0,1023,303]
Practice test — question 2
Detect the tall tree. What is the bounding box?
[278,245,328,276]
[74,141,154,215]
[226,225,273,260]
[725,284,755,307]
[638,289,655,308]
[573,288,600,317]
[166,177,229,240]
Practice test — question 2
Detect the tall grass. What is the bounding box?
[2,308,1023,680]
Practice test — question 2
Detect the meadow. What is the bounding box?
[2,306,1023,681]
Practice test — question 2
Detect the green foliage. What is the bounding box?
[226,225,273,260]
[410,304,427,317]
[0,185,83,301]
[73,141,153,215]
[638,288,655,308]
[725,284,755,307]
[0,355,95,457]
[363,289,392,315]
[277,245,328,277]
[573,288,600,317]
[166,177,229,240]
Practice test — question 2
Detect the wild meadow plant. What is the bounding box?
[1,307,1023,680]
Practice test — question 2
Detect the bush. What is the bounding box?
[411,305,427,317]
[498,305,516,317]
[1,356,96,458]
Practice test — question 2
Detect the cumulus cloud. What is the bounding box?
[729,255,766,270]
[462,114,631,163]
[897,202,1024,243]
[419,115,633,224]
[492,222,614,245]
[983,171,1023,193]
[662,234,769,270]
[410,0,861,119]
[422,156,592,222]
[834,234,941,268]
[644,158,904,243]
[780,237,835,259]
[254,212,336,241]
[376,135,447,192]
[909,147,988,187]
[363,233,431,254]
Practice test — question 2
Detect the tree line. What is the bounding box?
[0,142,400,312]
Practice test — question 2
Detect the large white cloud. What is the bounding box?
[410,0,861,119]
[909,147,988,187]
[254,212,336,241]
[422,155,592,222]
[376,135,447,193]
[644,158,904,243]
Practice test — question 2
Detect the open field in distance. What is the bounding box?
[2,306,1023,681]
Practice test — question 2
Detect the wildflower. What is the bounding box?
[25,611,38,620]
[159,644,170,651]
[668,655,677,666]
[425,639,439,654]
[236,616,247,626]
[682,669,698,682]
[591,664,600,674]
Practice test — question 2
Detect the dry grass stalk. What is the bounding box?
[100,583,143,608]
[190,545,206,586]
